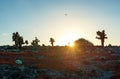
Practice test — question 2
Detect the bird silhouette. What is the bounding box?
[65,13,67,16]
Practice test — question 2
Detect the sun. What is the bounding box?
[59,32,80,47]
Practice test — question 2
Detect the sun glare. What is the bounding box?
[60,32,80,47]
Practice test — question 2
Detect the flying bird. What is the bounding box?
[65,13,67,16]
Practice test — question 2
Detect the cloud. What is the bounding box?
[0,33,12,45]
[0,33,9,37]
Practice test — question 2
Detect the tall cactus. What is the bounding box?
[12,32,24,49]
[49,37,55,46]
[96,30,107,46]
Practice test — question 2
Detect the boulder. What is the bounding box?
[15,59,23,65]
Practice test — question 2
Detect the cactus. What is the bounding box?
[49,37,55,46]
[96,30,107,46]
[25,40,29,46]
[12,32,24,49]
[31,37,40,46]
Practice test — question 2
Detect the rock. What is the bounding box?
[100,56,107,61]
[15,59,23,65]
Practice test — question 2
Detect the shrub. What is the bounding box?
[74,38,94,51]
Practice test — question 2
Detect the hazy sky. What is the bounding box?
[0,0,120,46]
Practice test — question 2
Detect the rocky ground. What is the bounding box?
[0,46,120,79]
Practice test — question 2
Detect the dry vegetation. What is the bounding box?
[0,46,120,79]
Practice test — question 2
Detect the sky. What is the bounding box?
[0,0,120,46]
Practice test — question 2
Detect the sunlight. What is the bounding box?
[60,32,80,46]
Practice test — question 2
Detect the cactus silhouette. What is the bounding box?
[12,32,24,49]
[31,37,40,46]
[18,36,24,49]
[96,30,107,46]
[25,40,29,46]
[49,37,55,46]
